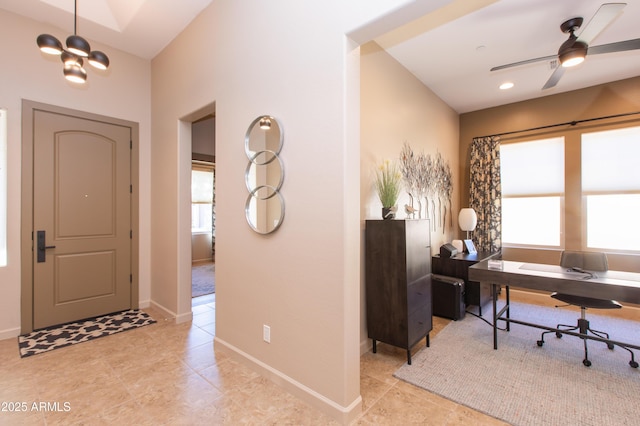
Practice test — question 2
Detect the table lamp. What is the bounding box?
[458,208,477,239]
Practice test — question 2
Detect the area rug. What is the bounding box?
[18,310,156,358]
[394,302,640,426]
[192,262,215,297]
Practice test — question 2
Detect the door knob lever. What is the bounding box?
[36,230,56,263]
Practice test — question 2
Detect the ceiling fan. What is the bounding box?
[491,2,640,90]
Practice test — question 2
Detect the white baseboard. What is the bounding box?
[147,300,193,324]
[176,311,193,324]
[0,327,21,341]
[214,336,362,425]
[149,301,176,318]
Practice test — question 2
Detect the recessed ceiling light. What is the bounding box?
[500,82,514,90]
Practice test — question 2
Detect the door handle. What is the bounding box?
[36,230,56,263]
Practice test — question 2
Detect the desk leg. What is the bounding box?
[505,285,510,332]
[493,283,498,350]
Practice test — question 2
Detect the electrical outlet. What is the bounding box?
[263,325,271,343]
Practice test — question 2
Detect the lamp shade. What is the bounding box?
[37,34,63,55]
[63,64,87,84]
[559,37,587,67]
[458,208,477,232]
[66,34,90,57]
[88,51,109,70]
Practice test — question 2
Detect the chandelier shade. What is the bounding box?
[35,0,110,83]
[88,51,109,70]
[63,64,87,84]
[66,34,91,57]
[37,34,64,55]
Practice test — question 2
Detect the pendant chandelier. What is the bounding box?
[36,0,110,84]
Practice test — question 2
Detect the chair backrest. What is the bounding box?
[560,251,608,271]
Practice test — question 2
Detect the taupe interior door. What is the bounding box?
[32,110,132,329]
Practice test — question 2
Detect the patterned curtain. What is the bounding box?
[469,136,502,252]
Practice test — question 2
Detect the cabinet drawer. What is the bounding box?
[407,305,431,346]
[407,276,430,314]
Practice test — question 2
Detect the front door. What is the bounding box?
[32,109,132,329]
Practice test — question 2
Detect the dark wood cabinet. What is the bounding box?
[432,251,500,315]
[365,219,432,365]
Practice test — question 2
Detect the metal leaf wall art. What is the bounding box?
[399,142,452,233]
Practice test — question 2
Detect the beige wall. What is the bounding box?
[459,76,640,271]
[192,233,212,263]
[149,0,433,422]
[0,9,152,339]
[360,42,459,351]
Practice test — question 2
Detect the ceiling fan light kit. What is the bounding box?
[36,0,110,83]
[490,3,639,90]
[558,17,588,67]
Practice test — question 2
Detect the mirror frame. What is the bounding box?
[244,115,283,159]
[244,115,285,235]
[245,151,284,194]
[244,186,285,234]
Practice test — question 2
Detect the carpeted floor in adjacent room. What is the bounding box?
[192,262,215,298]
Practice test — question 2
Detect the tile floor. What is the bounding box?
[2,290,635,425]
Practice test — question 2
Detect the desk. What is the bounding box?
[468,260,640,353]
[432,251,500,315]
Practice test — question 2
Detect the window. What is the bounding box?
[500,137,564,247]
[0,108,6,266]
[582,126,640,252]
[191,163,214,234]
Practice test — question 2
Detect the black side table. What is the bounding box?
[432,251,500,315]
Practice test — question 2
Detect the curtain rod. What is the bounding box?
[475,110,640,140]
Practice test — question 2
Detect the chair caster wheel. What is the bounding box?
[583,359,592,367]
[607,343,614,350]
[555,332,562,339]
[630,361,639,368]
[536,340,544,347]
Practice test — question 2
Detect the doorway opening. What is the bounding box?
[190,114,215,308]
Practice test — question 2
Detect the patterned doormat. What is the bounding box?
[18,310,156,358]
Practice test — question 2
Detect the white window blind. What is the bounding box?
[582,126,640,192]
[191,165,214,233]
[501,137,564,196]
[192,169,214,204]
[582,126,640,251]
[500,137,564,247]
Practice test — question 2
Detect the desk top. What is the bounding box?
[469,260,640,305]
[433,251,499,262]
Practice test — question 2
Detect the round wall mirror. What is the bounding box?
[245,187,285,234]
[245,153,284,194]
[244,115,285,234]
[245,116,282,159]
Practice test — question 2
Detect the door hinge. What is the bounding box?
[130,140,132,149]
[130,230,133,239]
[130,274,133,283]
[130,184,133,193]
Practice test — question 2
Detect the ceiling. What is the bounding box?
[378,0,640,113]
[2,0,639,114]
[0,0,214,59]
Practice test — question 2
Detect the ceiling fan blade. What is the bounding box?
[588,38,640,54]
[490,54,557,72]
[577,2,626,44]
[542,65,565,90]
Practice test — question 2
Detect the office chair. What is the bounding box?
[536,251,638,368]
